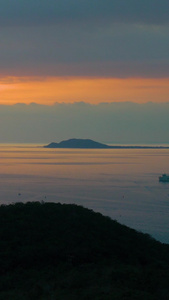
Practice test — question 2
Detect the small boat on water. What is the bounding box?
[159,174,169,182]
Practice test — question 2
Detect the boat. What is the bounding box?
[159,174,169,182]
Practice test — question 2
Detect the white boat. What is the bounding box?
[159,174,169,182]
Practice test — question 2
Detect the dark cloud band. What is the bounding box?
[0,0,169,26]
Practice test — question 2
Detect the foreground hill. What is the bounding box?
[0,202,169,299]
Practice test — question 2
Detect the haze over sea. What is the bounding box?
[0,143,169,244]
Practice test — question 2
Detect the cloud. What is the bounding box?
[0,1,168,78]
[0,77,168,105]
[0,0,169,27]
[0,102,168,144]
[0,23,169,78]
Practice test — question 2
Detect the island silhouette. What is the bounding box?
[44,138,110,149]
[44,138,169,149]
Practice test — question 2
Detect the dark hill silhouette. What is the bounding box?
[0,201,169,299]
[44,138,110,148]
[44,138,169,149]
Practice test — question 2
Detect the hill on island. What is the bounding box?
[0,201,169,299]
[44,138,110,149]
[44,138,169,149]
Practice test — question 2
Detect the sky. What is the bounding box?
[0,1,168,143]
[0,102,169,144]
[0,0,168,105]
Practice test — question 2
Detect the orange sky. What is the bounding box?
[0,76,168,105]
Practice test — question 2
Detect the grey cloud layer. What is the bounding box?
[0,0,169,26]
[1,24,169,77]
[0,1,168,77]
[0,102,168,143]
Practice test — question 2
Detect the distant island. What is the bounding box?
[44,138,169,149]
[44,138,110,149]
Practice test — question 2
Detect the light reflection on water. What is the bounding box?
[0,144,169,243]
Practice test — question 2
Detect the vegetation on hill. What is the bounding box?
[0,201,169,299]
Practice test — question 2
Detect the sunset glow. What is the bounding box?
[0,77,168,105]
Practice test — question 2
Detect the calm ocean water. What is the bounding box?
[0,144,169,243]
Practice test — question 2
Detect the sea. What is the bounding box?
[0,143,169,244]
